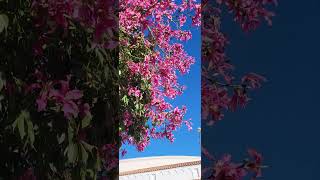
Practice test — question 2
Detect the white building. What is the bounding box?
[119,156,201,180]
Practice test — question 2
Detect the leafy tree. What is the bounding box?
[1,0,118,179]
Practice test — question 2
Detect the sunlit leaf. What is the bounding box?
[81,114,92,128]
[67,143,79,163]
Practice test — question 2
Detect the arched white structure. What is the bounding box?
[119,156,201,180]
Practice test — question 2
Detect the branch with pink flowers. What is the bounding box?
[201,0,277,179]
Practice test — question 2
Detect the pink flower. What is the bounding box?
[242,73,266,89]
[247,149,264,178]
[27,71,88,120]
[36,92,48,112]
[123,111,133,127]
[99,143,118,171]
[121,149,127,157]
[128,87,141,98]
[229,89,249,112]
[179,15,187,27]
[65,90,83,100]
[47,80,83,120]
[202,146,215,161]
[32,35,47,56]
[62,101,79,120]
[213,155,247,180]
[79,103,91,117]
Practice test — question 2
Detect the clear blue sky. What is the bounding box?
[202,0,320,179]
[120,23,201,159]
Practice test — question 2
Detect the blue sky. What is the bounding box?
[121,23,201,159]
[202,0,320,179]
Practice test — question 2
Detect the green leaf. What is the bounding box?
[68,124,74,143]
[67,143,79,163]
[12,118,18,131]
[122,95,129,105]
[49,163,57,173]
[0,75,4,91]
[26,119,35,147]
[104,66,109,80]
[80,140,94,153]
[81,114,92,128]
[18,115,26,140]
[94,154,101,171]
[57,133,65,144]
[86,169,94,178]
[0,95,3,110]
[13,110,30,140]
[0,14,9,33]
[80,168,86,180]
[80,144,88,164]
[95,49,104,65]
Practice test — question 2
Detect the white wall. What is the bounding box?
[119,165,201,180]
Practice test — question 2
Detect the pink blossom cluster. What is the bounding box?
[201,0,273,125]
[216,0,277,31]
[204,149,264,180]
[120,125,150,153]
[31,0,117,53]
[119,0,201,152]
[99,144,119,171]
[26,70,90,120]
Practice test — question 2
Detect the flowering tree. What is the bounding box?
[201,0,277,179]
[119,0,201,154]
